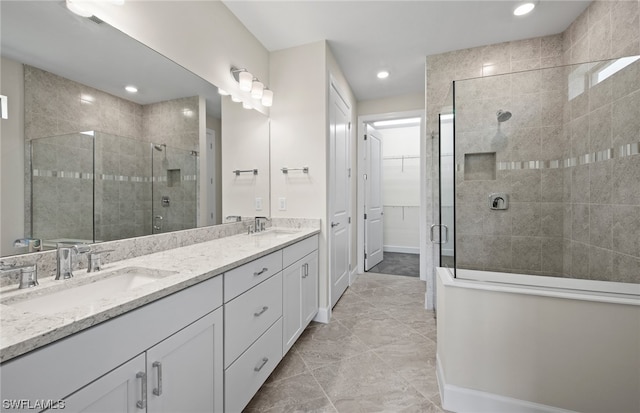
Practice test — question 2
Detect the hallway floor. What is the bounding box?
[245,272,448,413]
[367,252,420,277]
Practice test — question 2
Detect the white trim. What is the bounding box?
[349,267,359,285]
[312,306,330,324]
[383,245,419,254]
[439,268,640,306]
[437,356,579,413]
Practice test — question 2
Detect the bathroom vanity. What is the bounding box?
[0,227,319,412]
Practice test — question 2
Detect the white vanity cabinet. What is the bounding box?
[62,308,223,413]
[282,236,319,355]
[1,276,224,413]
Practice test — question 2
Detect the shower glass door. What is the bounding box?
[151,144,198,234]
[438,113,456,272]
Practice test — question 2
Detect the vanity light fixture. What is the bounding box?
[125,85,138,93]
[513,2,536,16]
[261,89,273,107]
[251,80,264,99]
[218,88,230,96]
[231,95,242,103]
[377,70,390,79]
[242,101,253,110]
[230,66,273,107]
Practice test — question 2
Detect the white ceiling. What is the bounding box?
[223,0,591,101]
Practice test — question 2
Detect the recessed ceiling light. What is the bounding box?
[377,71,390,79]
[514,2,535,16]
[125,85,138,93]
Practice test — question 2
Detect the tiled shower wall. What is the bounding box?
[24,65,200,243]
[427,0,640,283]
[561,0,640,282]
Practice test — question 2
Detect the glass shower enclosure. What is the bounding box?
[438,54,640,286]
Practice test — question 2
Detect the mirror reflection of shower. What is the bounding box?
[492,109,511,150]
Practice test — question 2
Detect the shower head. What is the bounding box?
[497,110,512,123]
[153,144,166,151]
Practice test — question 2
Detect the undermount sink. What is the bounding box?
[252,229,300,239]
[2,267,176,316]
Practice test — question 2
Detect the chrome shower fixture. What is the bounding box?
[496,110,512,122]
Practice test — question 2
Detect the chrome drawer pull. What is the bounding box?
[136,371,147,409]
[254,357,269,372]
[253,267,268,276]
[254,306,269,317]
[152,361,163,396]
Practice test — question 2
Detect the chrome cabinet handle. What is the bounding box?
[331,222,339,227]
[302,263,309,278]
[136,371,147,409]
[253,267,268,276]
[254,357,269,372]
[254,306,269,317]
[152,361,163,396]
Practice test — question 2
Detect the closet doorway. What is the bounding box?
[357,111,424,279]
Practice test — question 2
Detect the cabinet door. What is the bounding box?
[146,308,223,413]
[62,354,145,413]
[302,250,319,326]
[282,263,303,355]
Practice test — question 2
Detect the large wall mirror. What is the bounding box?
[0,1,270,257]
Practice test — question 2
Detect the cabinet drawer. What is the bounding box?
[283,235,318,269]
[224,272,283,367]
[225,318,283,413]
[224,250,283,302]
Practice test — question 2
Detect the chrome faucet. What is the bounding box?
[0,261,38,289]
[254,216,270,233]
[56,244,91,280]
[87,249,114,273]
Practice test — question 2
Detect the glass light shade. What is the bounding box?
[514,2,535,16]
[231,95,242,103]
[251,81,264,99]
[66,0,92,17]
[261,89,273,107]
[239,71,253,91]
[242,101,253,110]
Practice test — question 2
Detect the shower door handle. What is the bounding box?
[430,224,449,244]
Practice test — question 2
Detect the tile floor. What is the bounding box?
[367,252,420,277]
[245,272,449,413]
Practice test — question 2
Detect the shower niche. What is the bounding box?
[463,152,496,181]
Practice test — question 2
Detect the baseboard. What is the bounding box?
[349,267,359,284]
[383,245,420,254]
[436,356,578,413]
[313,306,330,324]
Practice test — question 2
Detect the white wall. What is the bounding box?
[0,57,25,256]
[380,125,420,253]
[221,97,270,218]
[270,41,357,316]
[358,93,424,116]
[437,269,640,413]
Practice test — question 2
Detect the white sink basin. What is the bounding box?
[2,267,176,316]
[253,229,300,239]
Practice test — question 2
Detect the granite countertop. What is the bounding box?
[0,227,319,363]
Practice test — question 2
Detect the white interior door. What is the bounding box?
[329,81,350,308]
[364,125,384,270]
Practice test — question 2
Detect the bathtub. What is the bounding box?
[436,267,640,413]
